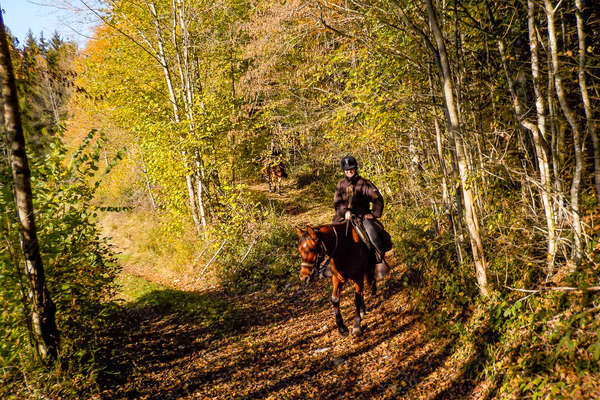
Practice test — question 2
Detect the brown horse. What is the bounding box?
[263,162,287,193]
[296,223,376,336]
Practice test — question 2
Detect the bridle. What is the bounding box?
[300,227,339,281]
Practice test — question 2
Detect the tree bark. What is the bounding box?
[544,0,584,267]
[138,146,157,211]
[148,0,205,233]
[428,65,462,262]
[148,0,180,121]
[426,0,488,296]
[528,0,557,274]
[575,0,600,204]
[194,150,207,231]
[0,11,59,361]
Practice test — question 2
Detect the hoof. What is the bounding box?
[338,325,349,336]
[352,326,362,336]
[360,309,366,318]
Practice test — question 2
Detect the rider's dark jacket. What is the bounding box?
[333,175,384,223]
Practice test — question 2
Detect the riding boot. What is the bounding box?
[374,250,389,281]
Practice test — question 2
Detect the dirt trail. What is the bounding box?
[97,180,486,400]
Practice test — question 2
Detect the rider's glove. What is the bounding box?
[344,210,352,220]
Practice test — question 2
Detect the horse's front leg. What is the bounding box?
[353,281,366,335]
[331,275,348,335]
[366,261,377,296]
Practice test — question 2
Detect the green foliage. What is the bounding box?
[117,273,166,302]
[220,215,298,293]
[62,0,600,396]
[0,132,121,398]
[387,197,600,398]
[14,31,77,157]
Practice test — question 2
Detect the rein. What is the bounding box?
[318,225,340,258]
[302,225,340,279]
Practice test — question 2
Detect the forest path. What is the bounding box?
[97,179,487,400]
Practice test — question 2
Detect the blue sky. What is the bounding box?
[0,0,99,48]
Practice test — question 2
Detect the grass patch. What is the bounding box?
[131,288,245,329]
[117,273,167,302]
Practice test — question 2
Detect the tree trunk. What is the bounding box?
[149,0,205,232]
[528,0,557,275]
[428,65,462,262]
[148,0,180,121]
[0,12,59,361]
[138,146,157,211]
[545,0,584,267]
[426,0,488,296]
[186,172,202,233]
[575,0,600,204]
[194,150,207,231]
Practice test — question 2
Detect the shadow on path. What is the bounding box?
[97,254,484,400]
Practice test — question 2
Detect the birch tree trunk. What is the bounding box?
[575,0,600,204]
[194,150,207,230]
[0,12,59,361]
[148,0,180,121]
[528,0,557,274]
[172,0,210,229]
[544,0,584,267]
[428,66,462,262]
[426,0,488,296]
[138,146,157,211]
[148,0,204,233]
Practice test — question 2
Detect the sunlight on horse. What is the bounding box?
[296,224,377,336]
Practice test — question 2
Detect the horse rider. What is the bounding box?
[333,155,391,279]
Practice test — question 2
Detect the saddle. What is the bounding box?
[350,217,392,256]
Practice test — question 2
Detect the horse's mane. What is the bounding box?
[310,222,346,230]
[298,222,350,240]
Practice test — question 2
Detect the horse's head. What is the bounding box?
[295,226,325,284]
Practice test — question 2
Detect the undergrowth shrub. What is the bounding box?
[0,132,121,399]
[218,214,298,294]
[295,163,337,201]
[387,197,600,399]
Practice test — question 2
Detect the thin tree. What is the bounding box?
[575,0,600,204]
[0,11,59,361]
[425,0,489,296]
[544,0,584,267]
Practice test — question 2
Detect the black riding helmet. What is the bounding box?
[340,155,358,171]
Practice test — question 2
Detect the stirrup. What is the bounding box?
[374,260,389,281]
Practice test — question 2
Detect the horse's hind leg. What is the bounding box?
[332,277,348,335]
[353,282,365,335]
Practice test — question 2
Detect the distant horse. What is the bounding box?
[263,162,287,193]
[296,223,376,336]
